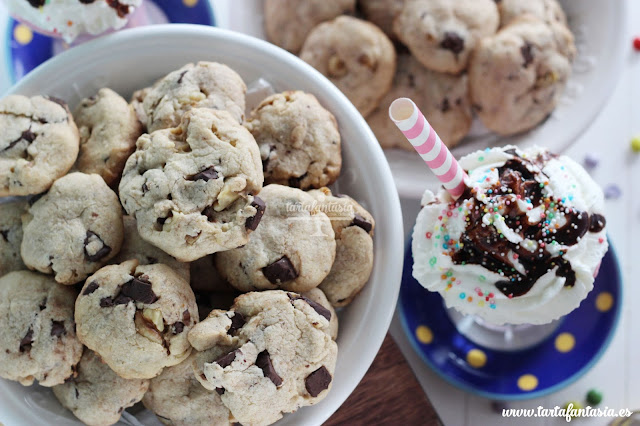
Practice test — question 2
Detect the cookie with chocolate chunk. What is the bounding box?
[0,95,79,196]
[143,354,231,426]
[188,290,337,426]
[142,62,246,133]
[0,271,83,386]
[264,0,356,54]
[309,188,375,307]
[0,199,27,277]
[75,260,198,379]
[367,53,472,150]
[393,0,499,74]
[246,90,342,190]
[53,350,149,426]
[469,15,575,135]
[21,172,123,285]
[300,16,396,117]
[119,108,264,262]
[215,184,336,293]
[74,88,143,185]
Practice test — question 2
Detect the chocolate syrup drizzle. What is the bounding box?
[451,152,605,298]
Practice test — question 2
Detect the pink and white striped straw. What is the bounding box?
[389,98,468,199]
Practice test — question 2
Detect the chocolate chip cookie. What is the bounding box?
[359,0,405,38]
[111,215,190,282]
[309,188,375,307]
[393,0,500,74]
[367,52,472,150]
[0,199,27,277]
[142,62,247,133]
[188,290,337,426]
[74,88,143,186]
[21,172,123,285]
[52,350,149,426]
[0,271,82,386]
[469,15,575,135]
[143,355,231,426]
[264,0,356,54]
[246,90,342,190]
[119,108,264,262]
[216,184,336,293]
[300,16,396,117]
[75,260,198,379]
[0,95,79,196]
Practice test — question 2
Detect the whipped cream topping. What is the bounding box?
[6,0,141,42]
[412,146,608,325]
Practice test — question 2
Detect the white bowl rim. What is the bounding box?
[5,24,405,426]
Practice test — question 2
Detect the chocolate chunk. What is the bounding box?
[83,231,112,262]
[106,0,130,18]
[113,294,133,305]
[351,214,373,233]
[245,197,266,231]
[142,183,149,193]
[589,213,606,233]
[83,282,99,295]
[157,211,173,227]
[440,98,451,113]
[177,70,188,84]
[4,129,37,152]
[190,167,219,182]
[183,309,191,324]
[305,366,332,397]
[255,351,283,386]
[301,297,332,321]
[215,387,225,395]
[50,321,65,337]
[227,312,246,335]
[440,32,465,55]
[19,329,34,352]
[0,230,8,242]
[215,349,241,368]
[262,256,298,284]
[173,322,185,334]
[120,277,159,304]
[28,191,47,206]
[288,173,307,188]
[27,0,46,7]
[521,42,534,68]
[100,297,115,307]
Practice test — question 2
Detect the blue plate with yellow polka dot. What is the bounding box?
[0,0,215,93]
[399,238,622,400]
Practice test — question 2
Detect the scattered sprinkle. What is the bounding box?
[634,36,640,51]
[586,389,603,405]
[584,153,599,169]
[631,136,640,153]
[604,184,622,200]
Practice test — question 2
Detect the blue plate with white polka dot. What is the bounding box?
[399,237,622,400]
[0,0,215,94]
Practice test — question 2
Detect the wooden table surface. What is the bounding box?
[325,334,440,426]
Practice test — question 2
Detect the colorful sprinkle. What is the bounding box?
[632,136,640,152]
[634,36,640,51]
[459,292,466,299]
[429,257,437,267]
[586,389,603,405]
[604,184,622,200]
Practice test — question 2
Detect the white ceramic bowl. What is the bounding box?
[0,25,404,426]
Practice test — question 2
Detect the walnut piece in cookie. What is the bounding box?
[21,172,123,285]
[216,184,336,293]
[246,90,342,190]
[0,199,27,277]
[393,0,500,74]
[111,215,190,282]
[300,16,396,117]
[188,290,337,426]
[264,0,356,54]
[143,354,231,426]
[75,260,198,379]
[309,188,375,307]
[367,52,472,151]
[0,271,83,386]
[74,88,143,186]
[52,350,149,426]
[469,15,575,135]
[0,95,79,196]
[142,62,247,133]
[119,108,264,262]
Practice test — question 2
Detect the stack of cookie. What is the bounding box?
[0,60,376,425]
[264,0,576,150]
